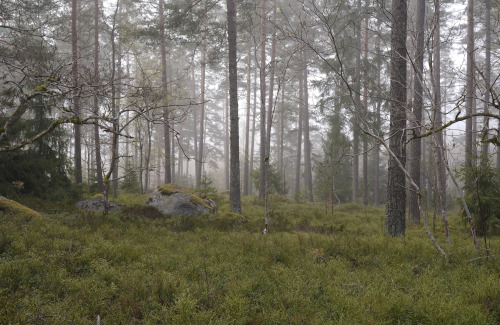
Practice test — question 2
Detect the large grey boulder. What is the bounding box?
[146,184,217,216]
[76,196,121,211]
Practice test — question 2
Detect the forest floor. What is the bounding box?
[1,194,499,324]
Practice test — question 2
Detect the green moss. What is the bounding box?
[0,197,42,220]
[92,193,104,199]
[157,184,213,211]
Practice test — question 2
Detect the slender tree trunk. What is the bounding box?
[113,8,122,199]
[93,0,104,192]
[374,20,382,207]
[295,74,303,196]
[159,0,171,184]
[385,0,407,237]
[352,0,362,203]
[197,30,207,187]
[302,48,313,202]
[192,63,198,182]
[279,82,285,193]
[103,1,120,214]
[465,0,474,169]
[481,0,490,164]
[362,9,369,205]
[72,0,82,184]
[408,0,424,224]
[227,0,241,213]
[168,51,176,184]
[225,67,230,190]
[243,44,251,196]
[258,0,267,200]
[250,59,257,195]
[266,0,277,167]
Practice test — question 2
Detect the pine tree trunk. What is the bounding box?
[481,0,490,164]
[302,48,313,202]
[465,0,474,169]
[225,67,230,190]
[352,0,362,203]
[295,73,303,196]
[408,0,425,224]
[72,0,82,184]
[159,0,171,184]
[93,0,104,193]
[227,0,241,213]
[197,30,207,187]
[250,59,257,195]
[243,44,251,196]
[362,9,369,206]
[258,0,267,200]
[385,0,407,237]
[374,20,382,207]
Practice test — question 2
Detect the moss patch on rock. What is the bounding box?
[0,196,42,220]
[157,184,213,211]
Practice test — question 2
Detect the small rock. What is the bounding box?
[75,197,121,211]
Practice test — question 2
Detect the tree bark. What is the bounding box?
[225,66,230,190]
[362,8,369,206]
[258,0,267,200]
[385,0,407,237]
[465,0,474,169]
[481,0,490,164]
[250,56,257,195]
[352,0,361,203]
[227,0,241,213]
[159,0,171,184]
[72,0,82,184]
[93,0,104,192]
[408,0,425,224]
[302,47,313,202]
[295,73,303,196]
[243,44,251,196]
[196,29,207,187]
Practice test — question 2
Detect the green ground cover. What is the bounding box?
[0,196,499,324]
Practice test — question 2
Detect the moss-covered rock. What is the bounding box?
[0,196,42,220]
[147,184,217,216]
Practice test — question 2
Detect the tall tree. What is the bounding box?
[362,6,369,205]
[385,0,407,236]
[432,0,448,240]
[465,0,474,169]
[243,44,251,196]
[196,28,207,187]
[352,0,362,202]
[93,0,104,192]
[258,0,267,200]
[72,0,82,184]
[302,47,313,202]
[295,71,303,196]
[159,0,171,184]
[408,0,425,224]
[227,0,241,213]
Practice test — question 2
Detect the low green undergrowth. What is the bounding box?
[0,197,499,324]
